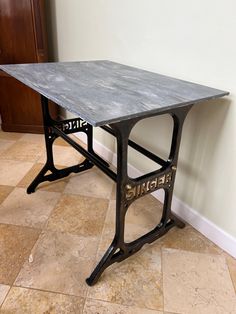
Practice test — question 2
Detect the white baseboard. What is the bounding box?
[75,132,236,258]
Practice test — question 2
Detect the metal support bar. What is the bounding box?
[52,126,117,181]
[52,116,110,168]
[101,125,167,167]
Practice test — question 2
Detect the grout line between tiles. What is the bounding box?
[84,198,112,299]
[62,190,113,201]
[80,296,87,314]
[161,248,165,313]
[41,192,63,232]
[225,259,236,295]
[11,284,87,299]
[85,295,163,313]
[41,225,96,239]
[160,249,183,314]
[0,223,42,308]
[83,296,122,309]
[0,221,42,232]
[12,229,42,287]
[0,285,11,310]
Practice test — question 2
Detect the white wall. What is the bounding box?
[47,0,236,239]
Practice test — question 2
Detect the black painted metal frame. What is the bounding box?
[27,95,192,286]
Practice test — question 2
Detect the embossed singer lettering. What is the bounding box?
[126,172,172,201]
[58,119,87,132]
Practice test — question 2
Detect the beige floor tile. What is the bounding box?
[83,299,163,314]
[46,194,109,237]
[0,131,23,141]
[0,185,14,204]
[0,140,44,162]
[17,163,69,193]
[157,224,223,255]
[0,160,34,186]
[0,188,60,228]
[98,196,163,253]
[19,133,84,148]
[162,248,236,314]
[19,133,45,145]
[38,145,84,167]
[15,231,99,297]
[110,184,116,200]
[0,224,40,285]
[125,195,163,226]
[54,136,70,146]
[1,287,85,313]
[0,284,10,306]
[64,168,114,199]
[88,246,163,311]
[226,254,236,293]
[54,135,87,148]
[0,139,15,155]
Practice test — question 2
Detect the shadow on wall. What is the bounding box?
[177,97,231,207]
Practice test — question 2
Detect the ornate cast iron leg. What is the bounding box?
[86,120,135,286]
[27,96,94,194]
[86,106,192,286]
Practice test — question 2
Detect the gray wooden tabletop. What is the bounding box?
[0,60,229,126]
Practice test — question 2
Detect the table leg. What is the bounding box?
[86,120,134,286]
[27,96,94,193]
[86,107,191,286]
[27,95,191,285]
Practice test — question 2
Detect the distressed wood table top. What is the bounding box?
[0,60,229,126]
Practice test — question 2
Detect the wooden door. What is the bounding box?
[0,0,58,133]
[0,71,57,133]
[0,0,38,64]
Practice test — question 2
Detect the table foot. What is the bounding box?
[171,213,186,229]
[27,159,93,194]
[86,243,119,286]
[86,218,180,286]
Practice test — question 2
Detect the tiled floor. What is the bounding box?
[0,130,235,314]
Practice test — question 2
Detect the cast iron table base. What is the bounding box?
[1,60,227,286]
[27,95,191,286]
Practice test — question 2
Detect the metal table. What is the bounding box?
[0,61,229,286]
